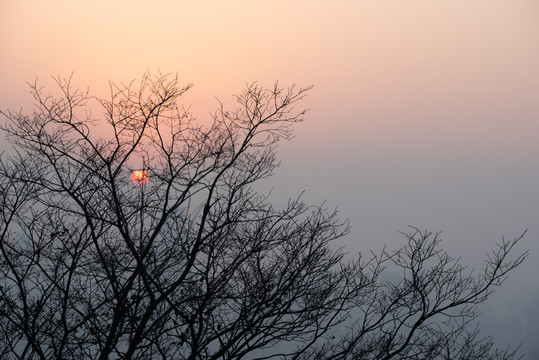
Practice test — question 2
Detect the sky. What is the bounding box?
[1,1,539,357]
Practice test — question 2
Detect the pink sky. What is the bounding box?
[2,2,538,169]
[2,1,539,356]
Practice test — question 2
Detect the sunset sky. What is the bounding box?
[2,1,539,357]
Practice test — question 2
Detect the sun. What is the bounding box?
[131,170,149,186]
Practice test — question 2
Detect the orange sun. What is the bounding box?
[131,170,149,186]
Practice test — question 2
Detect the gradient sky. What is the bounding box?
[2,1,539,357]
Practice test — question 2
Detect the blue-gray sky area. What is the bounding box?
[1,1,538,358]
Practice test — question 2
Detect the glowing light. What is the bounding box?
[131,170,149,186]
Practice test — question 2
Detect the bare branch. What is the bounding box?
[0,73,526,360]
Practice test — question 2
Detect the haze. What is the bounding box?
[1,1,538,358]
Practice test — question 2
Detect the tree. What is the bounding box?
[0,73,527,360]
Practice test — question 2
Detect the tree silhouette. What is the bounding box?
[0,73,527,359]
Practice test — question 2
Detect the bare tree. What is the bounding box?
[0,73,527,359]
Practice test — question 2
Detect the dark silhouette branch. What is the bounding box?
[0,73,527,360]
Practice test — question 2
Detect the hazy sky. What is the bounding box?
[2,1,539,357]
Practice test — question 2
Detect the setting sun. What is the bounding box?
[131,170,149,186]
